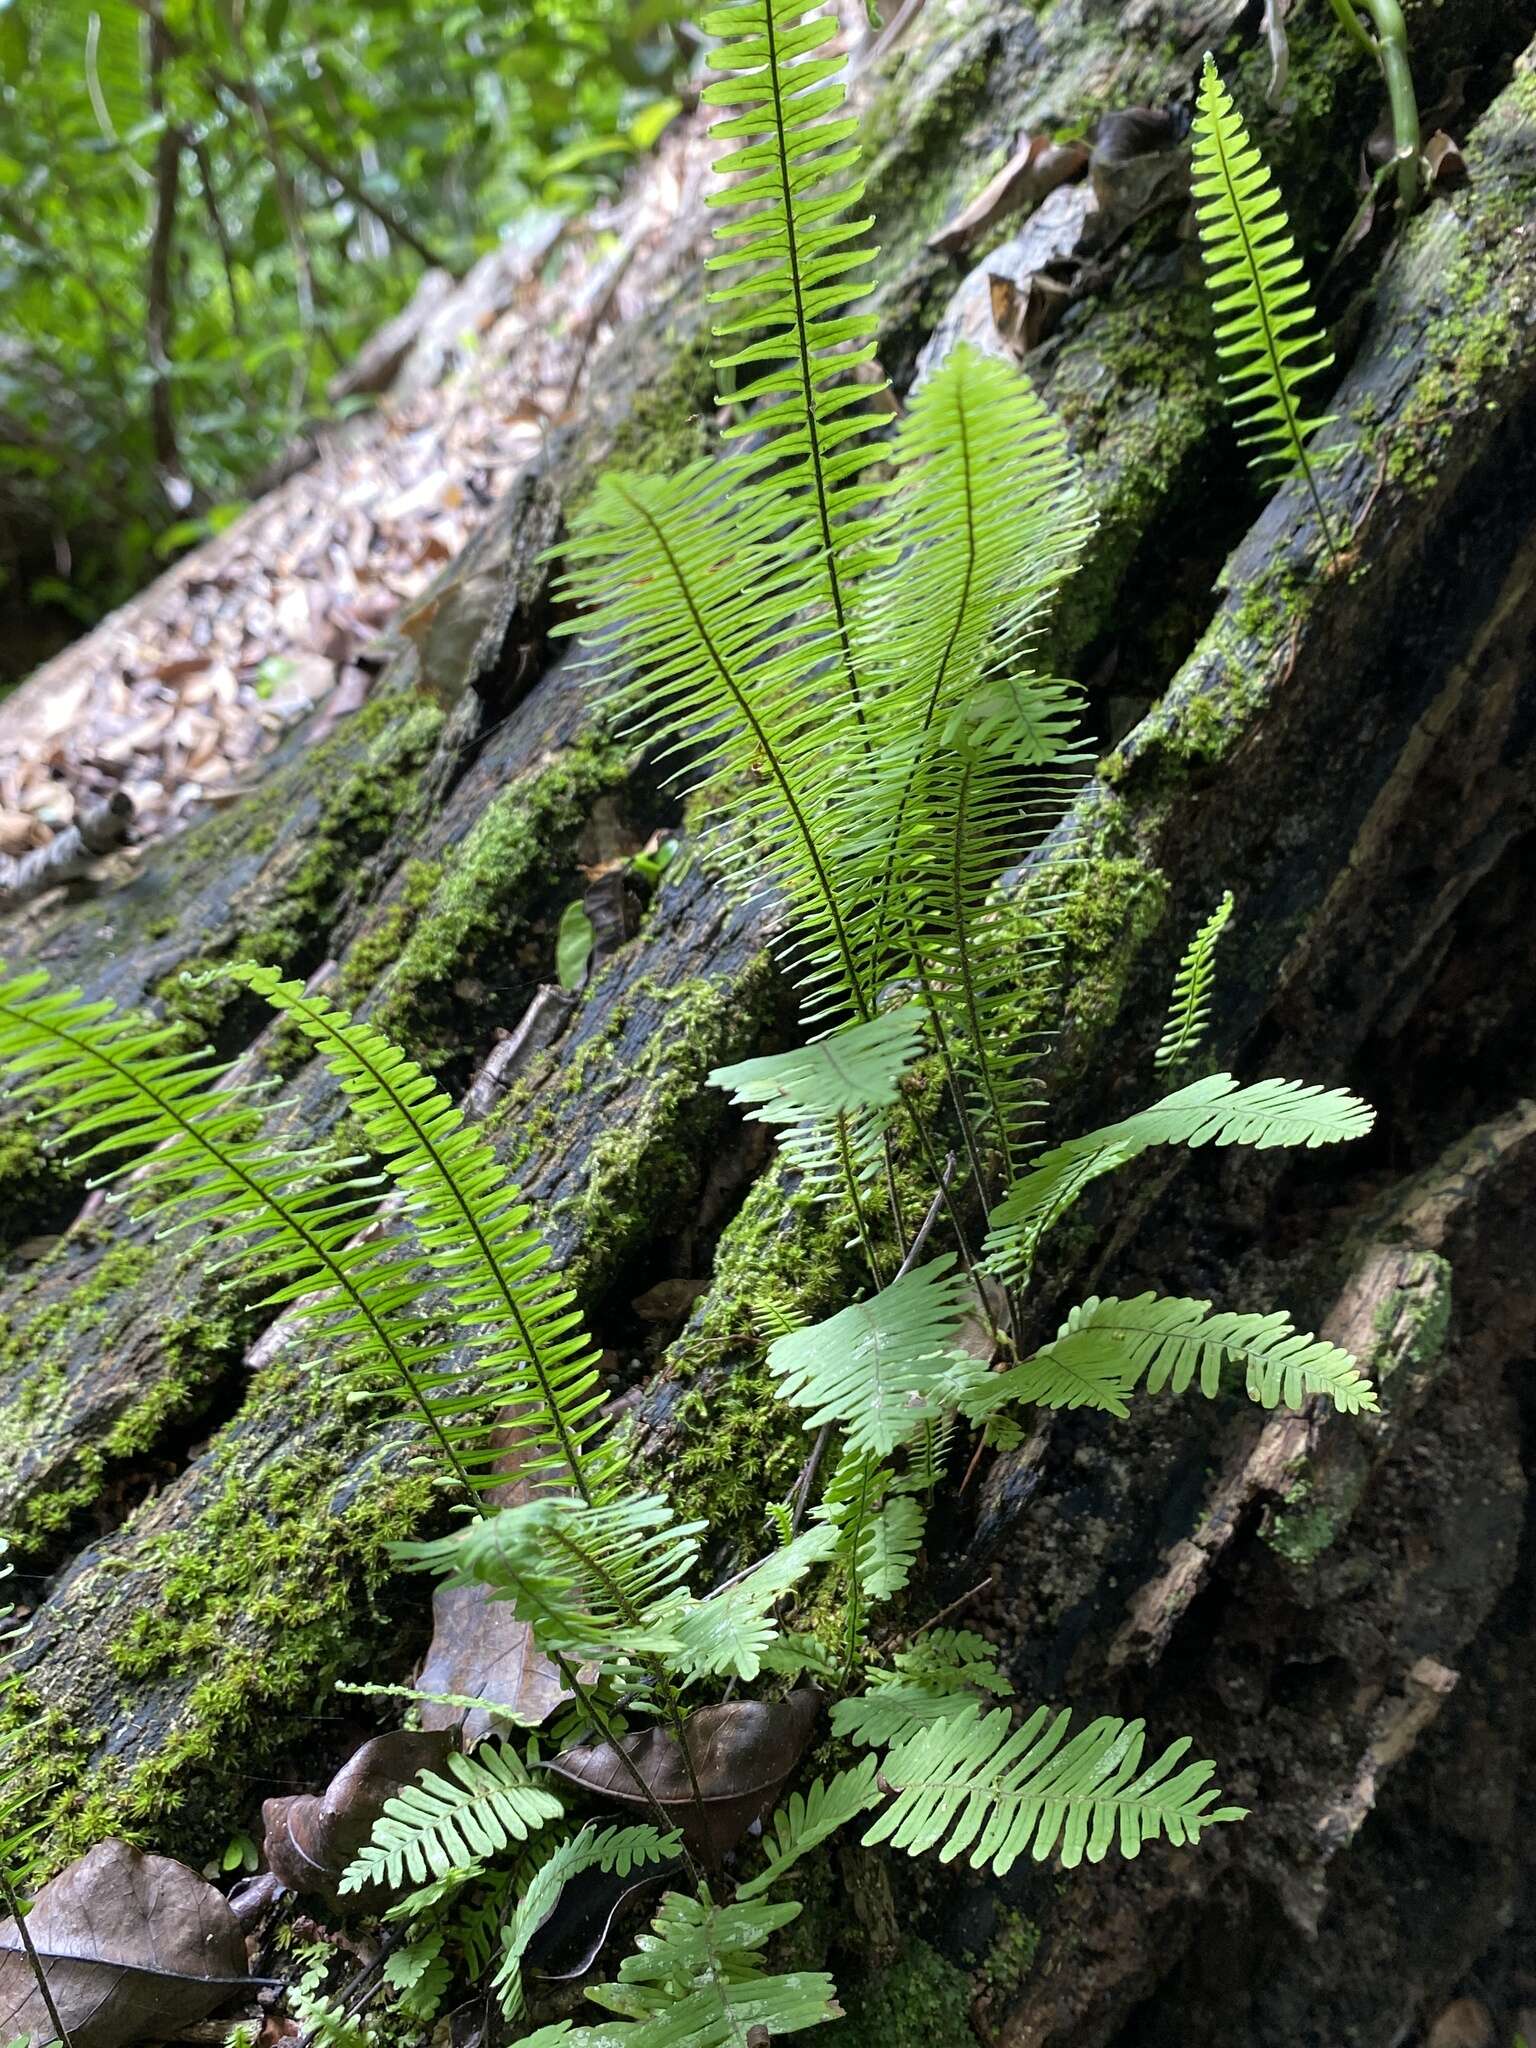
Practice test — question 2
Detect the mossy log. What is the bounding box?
[3,2,1535,2043]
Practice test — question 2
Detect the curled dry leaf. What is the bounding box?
[1424,130,1469,191]
[547,1690,821,1864]
[0,1838,252,2048]
[1088,105,1191,236]
[928,135,1089,255]
[525,1863,682,1984]
[261,1728,457,1908]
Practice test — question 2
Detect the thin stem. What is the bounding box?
[1324,0,1422,208]
[0,1863,74,2048]
[553,1656,706,1892]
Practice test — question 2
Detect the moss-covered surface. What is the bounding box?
[153,697,446,1048]
[2,1348,438,1869]
[824,1938,977,2048]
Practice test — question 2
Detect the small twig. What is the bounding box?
[894,1154,955,1283]
[0,1863,76,2048]
[875,1575,993,1657]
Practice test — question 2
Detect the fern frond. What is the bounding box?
[493,1824,683,2019]
[223,965,616,1501]
[397,1495,705,1667]
[736,1761,881,1900]
[340,1742,564,1894]
[0,962,480,1486]
[985,1071,1374,1281]
[670,1525,839,1683]
[1191,56,1340,557]
[1155,891,1234,1070]
[1076,1293,1372,1411]
[704,0,889,598]
[546,1888,840,2048]
[832,1629,1010,1749]
[384,1933,451,2022]
[864,1704,1245,1874]
[857,1493,924,1600]
[708,1007,925,1201]
[767,1256,978,1457]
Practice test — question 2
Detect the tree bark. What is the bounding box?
[2,2,1534,2043]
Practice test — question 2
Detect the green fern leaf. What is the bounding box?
[1155,891,1234,1070]
[857,1493,924,1600]
[864,1703,1246,1874]
[767,1255,979,1457]
[708,1008,925,1200]
[494,1824,683,2019]
[1191,56,1340,556]
[670,1525,840,1683]
[340,1742,564,1894]
[222,964,616,1502]
[985,1071,1374,1280]
[832,1629,1010,1749]
[736,1760,881,1899]
[397,1494,705,1667]
[384,1932,451,2022]
[969,1292,1376,1420]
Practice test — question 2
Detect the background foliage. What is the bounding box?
[0,0,682,669]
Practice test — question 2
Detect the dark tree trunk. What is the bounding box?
[2,3,1534,2044]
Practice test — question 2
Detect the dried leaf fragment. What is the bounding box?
[548,1691,821,1863]
[261,1728,457,1908]
[0,1839,251,2048]
[928,137,1089,255]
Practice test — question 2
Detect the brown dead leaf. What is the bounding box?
[928,136,1089,255]
[416,1578,572,1748]
[1424,130,1469,191]
[261,1728,456,1908]
[1088,107,1190,235]
[989,266,1076,356]
[548,1690,821,1863]
[0,1838,252,2048]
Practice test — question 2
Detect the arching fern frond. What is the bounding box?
[984,1071,1374,1281]
[670,1525,839,1683]
[767,1256,978,1457]
[832,1629,1010,1750]
[708,1007,925,1200]
[865,1704,1245,1874]
[968,1292,1376,1422]
[1191,56,1341,560]
[1155,890,1234,1070]
[340,1742,564,1895]
[736,1760,880,1900]
[0,961,483,1489]
[223,964,616,1503]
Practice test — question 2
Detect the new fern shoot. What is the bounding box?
[0,7,1384,2036]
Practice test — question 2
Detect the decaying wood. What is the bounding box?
[2,2,1534,2043]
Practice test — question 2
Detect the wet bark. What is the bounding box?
[2,1,1534,2043]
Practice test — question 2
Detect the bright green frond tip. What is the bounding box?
[1192,56,1342,562]
[1156,890,1234,1070]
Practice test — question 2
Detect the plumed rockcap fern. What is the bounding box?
[1191,56,1342,562]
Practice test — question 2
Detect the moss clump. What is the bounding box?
[369,734,630,1070]
[0,1120,70,1255]
[826,1939,976,2048]
[977,1907,1041,1994]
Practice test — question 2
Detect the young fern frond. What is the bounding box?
[1155,890,1234,1070]
[965,1292,1375,1421]
[865,1703,1245,1874]
[670,1525,839,1683]
[985,1071,1374,1281]
[831,1629,1011,1750]
[856,1493,925,1600]
[735,1760,881,1900]
[221,964,616,1503]
[1191,56,1341,562]
[704,0,889,631]
[766,1255,981,1458]
[339,1743,564,1894]
[708,1007,925,1201]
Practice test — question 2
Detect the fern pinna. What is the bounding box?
[0,2,1385,2034]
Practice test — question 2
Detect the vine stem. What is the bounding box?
[0,1862,75,2048]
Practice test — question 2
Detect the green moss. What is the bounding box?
[827,1938,975,2048]
[1264,1483,1340,1568]
[0,1120,66,1252]
[154,700,445,1046]
[8,1361,440,1869]
[369,733,630,1068]
[336,858,443,1008]
[978,1908,1041,1994]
